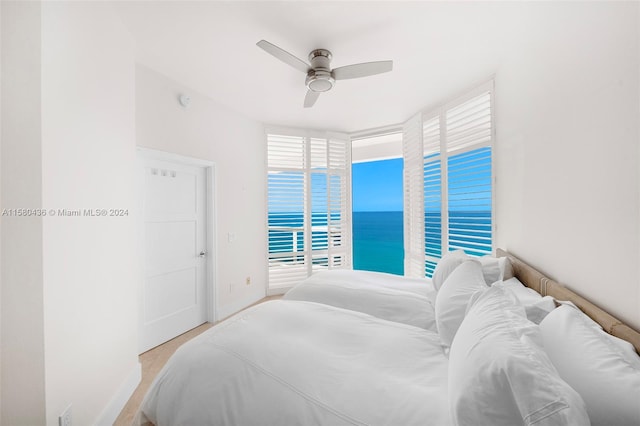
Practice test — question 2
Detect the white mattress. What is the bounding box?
[139,300,451,426]
[284,269,437,330]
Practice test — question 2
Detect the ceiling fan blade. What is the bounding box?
[256,40,310,73]
[304,90,320,108]
[332,60,393,80]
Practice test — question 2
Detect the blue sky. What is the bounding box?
[352,158,403,212]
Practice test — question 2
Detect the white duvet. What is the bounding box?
[284,270,437,330]
[139,300,451,426]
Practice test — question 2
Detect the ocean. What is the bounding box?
[352,210,492,276]
[352,211,404,275]
[268,211,404,275]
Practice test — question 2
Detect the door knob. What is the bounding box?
[199,251,207,258]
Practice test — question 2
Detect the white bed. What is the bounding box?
[138,250,640,426]
[285,269,435,297]
[282,256,511,331]
[139,300,451,426]
[283,269,436,330]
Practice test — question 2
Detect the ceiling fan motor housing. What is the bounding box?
[306,49,335,92]
[256,40,393,107]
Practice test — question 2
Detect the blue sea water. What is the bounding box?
[268,211,404,274]
[352,211,404,275]
[352,210,492,276]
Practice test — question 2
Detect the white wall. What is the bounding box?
[40,3,139,425]
[1,2,46,424]
[136,65,267,318]
[2,2,140,425]
[495,1,640,329]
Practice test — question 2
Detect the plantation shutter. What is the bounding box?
[267,134,308,289]
[402,113,425,278]
[309,137,329,269]
[444,89,493,257]
[403,81,494,278]
[327,135,351,268]
[422,115,442,277]
[267,130,351,292]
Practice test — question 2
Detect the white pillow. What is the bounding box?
[539,305,640,426]
[524,295,556,324]
[433,252,515,290]
[496,277,542,305]
[449,286,590,426]
[431,250,468,291]
[494,278,556,324]
[434,260,487,347]
[478,256,514,285]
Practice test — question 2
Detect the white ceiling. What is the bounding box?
[112,1,527,133]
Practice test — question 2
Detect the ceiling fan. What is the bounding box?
[256,40,393,108]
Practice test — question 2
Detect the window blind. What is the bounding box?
[327,137,350,268]
[267,131,351,291]
[402,113,425,278]
[267,134,308,288]
[403,81,494,278]
[444,90,493,258]
[447,147,492,256]
[422,115,442,277]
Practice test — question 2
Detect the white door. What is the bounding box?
[140,158,208,353]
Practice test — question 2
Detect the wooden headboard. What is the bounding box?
[496,248,640,354]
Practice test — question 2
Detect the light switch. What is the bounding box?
[228,232,236,243]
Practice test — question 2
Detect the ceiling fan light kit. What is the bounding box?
[306,72,334,93]
[257,40,393,108]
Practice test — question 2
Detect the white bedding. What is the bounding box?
[284,269,436,330]
[139,300,451,426]
[298,269,435,297]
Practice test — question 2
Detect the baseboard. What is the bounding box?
[217,291,265,321]
[94,362,141,426]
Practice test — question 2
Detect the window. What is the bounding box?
[267,130,351,292]
[351,132,404,276]
[403,82,495,277]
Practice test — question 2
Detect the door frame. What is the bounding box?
[137,147,217,352]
